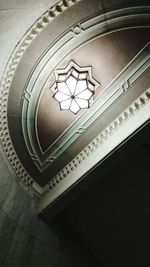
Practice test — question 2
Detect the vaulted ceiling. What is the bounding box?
[0,0,150,215]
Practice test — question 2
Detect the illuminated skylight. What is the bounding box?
[52,61,99,114]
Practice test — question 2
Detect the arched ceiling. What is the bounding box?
[0,0,150,200]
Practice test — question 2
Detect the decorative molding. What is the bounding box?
[0,2,150,194]
[0,0,81,194]
[39,87,150,210]
[73,23,82,35]
[52,60,99,114]
[23,91,32,101]
[24,41,150,171]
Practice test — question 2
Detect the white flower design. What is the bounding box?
[53,62,99,114]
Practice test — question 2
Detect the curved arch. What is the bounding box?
[0,0,150,194]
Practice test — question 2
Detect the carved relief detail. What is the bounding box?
[0,0,80,194]
[47,88,150,191]
[0,2,150,194]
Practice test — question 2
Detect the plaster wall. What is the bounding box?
[0,0,58,79]
[0,142,98,267]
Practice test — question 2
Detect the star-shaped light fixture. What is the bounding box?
[52,61,99,114]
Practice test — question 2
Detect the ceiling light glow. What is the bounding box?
[52,61,99,114]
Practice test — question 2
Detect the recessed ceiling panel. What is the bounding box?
[4,0,150,188]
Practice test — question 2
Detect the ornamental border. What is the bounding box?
[46,87,150,193]
[21,6,150,172]
[25,41,150,171]
[0,0,81,194]
[0,2,150,194]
